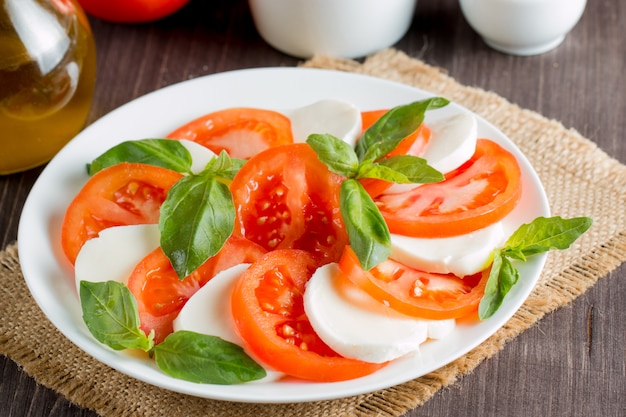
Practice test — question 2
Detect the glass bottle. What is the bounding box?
[0,0,96,174]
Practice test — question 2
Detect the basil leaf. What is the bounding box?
[356,97,449,162]
[357,161,411,184]
[203,151,246,180]
[478,215,592,319]
[154,330,266,384]
[503,216,593,260]
[88,139,193,175]
[373,155,444,184]
[80,280,154,351]
[159,174,234,279]
[306,134,360,177]
[340,179,391,270]
[359,139,406,164]
[478,252,520,319]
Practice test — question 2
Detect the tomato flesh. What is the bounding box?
[338,246,488,320]
[127,236,266,344]
[230,143,348,266]
[231,249,386,381]
[61,162,183,264]
[375,139,522,238]
[167,107,294,159]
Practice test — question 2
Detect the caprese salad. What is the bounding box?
[62,98,591,385]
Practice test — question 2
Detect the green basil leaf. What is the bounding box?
[375,155,444,184]
[88,139,193,175]
[357,161,411,184]
[358,138,406,165]
[80,280,154,351]
[479,216,592,320]
[159,174,234,279]
[356,97,449,162]
[306,134,360,177]
[154,330,266,384]
[478,252,520,319]
[503,216,593,260]
[203,151,246,180]
[340,179,391,270]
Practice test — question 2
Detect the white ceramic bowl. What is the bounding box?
[248,0,416,59]
[459,0,587,56]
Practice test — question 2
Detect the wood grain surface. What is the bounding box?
[1,0,624,416]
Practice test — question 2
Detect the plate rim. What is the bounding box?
[17,66,550,403]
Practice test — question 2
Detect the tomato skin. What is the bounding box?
[76,0,190,23]
[166,108,294,159]
[127,236,267,344]
[376,139,522,238]
[230,143,348,266]
[61,162,183,264]
[338,247,489,320]
[230,249,386,381]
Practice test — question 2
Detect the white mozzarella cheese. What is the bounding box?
[173,264,248,344]
[390,221,505,277]
[304,263,455,363]
[74,224,160,294]
[422,112,478,174]
[173,263,284,382]
[384,112,478,194]
[178,139,217,174]
[284,99,362,147]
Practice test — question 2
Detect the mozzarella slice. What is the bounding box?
[74,224,160,294]
[284,99,361,147]
[390,221,505,277]
[173,264,248,344]
[178,139,217,174]
[173,264,284,382]
[422,112,478,174]
[304,263,455,363]
[384,112,478,194]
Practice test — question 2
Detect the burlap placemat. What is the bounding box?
[2,49,625,417]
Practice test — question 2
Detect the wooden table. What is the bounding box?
[1,1,624,416]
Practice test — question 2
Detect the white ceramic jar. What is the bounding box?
[459,0,587,55]
[248,0,417,59]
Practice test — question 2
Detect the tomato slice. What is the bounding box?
[338,247,488,320]
[359,110,431,198]
[230,249,386,381]
[375,139,522,238]
[127,236,267,344]
[61,162,183,264]
[166,107,294,159]
[230,143,348,266]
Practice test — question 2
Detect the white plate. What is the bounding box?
[18,68,550,403]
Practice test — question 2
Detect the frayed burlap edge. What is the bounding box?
[2,49,625,417]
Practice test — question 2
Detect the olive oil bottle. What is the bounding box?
[0,0,96,174]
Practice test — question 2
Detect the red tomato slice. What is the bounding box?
[359,109,432,198]
[127,236,266,344]
[230,143,348,266]
[375,139,522,238]
[76,0,190,23]
[338,247,488,320]
[61,162,183,264]
[230,249,386,381]
[166,107,294,159]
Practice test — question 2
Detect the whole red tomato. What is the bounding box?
[76,0,190,23]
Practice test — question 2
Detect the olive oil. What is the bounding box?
[0,0,96,174]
